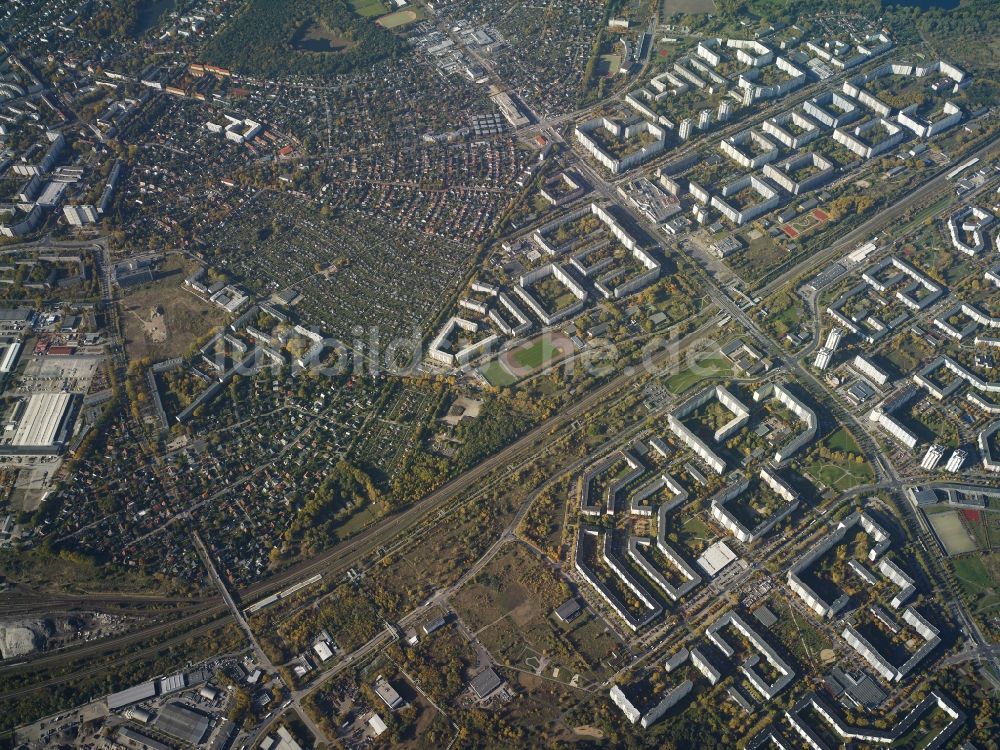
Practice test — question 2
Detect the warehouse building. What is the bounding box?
[5,391,78,453]
[154,702,210,745]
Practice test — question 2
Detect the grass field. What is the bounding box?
[376,8,423,29]
[928,509,978,556]
[665,351,733,394]
[824,428,860,454]
[811,462,872,492]
[596,53,622,76]
[349,0,386,17]
[480,359,518,387]
[660,0,716,13]
[513,337,561,369]
[952,553,1000,625]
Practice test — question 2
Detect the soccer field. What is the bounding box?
[480,360,518,387]
[513,338,560,369]
[928,509,978,556]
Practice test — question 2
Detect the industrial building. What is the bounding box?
[107,681,157,710]
[154,702,210,745]
[5,392,77,453]
[374,676,404,710]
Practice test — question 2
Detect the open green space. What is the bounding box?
[514,337,562,369]
[480,359,518,387]
[349,0,386,17]
[952,551,1000,639]
[665,351,733,394]
[204,0,402,77]
[824,427,860,454]
[802,428,874,493]
[596,53,622,76]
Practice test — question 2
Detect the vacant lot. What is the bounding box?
[452,543,617,680]
[121,255,216,361]
[727,231,787,284]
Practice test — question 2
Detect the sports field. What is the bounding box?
[349,0,386,17]
[596,53,622,76]
[928,509,977,556]
[514,337,560,369]
[499,333,574,378]
[480,359,518,387]
[376,8,423,29]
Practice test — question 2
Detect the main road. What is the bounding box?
[755,128,1000,300]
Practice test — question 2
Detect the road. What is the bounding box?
[756,129,1000,300]
[568,106,1000,682]
[9,28,1000,743]
[234,309,723,606]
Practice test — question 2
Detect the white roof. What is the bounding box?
[368,714,388,736]
[697,540,738,577]
[11,392,72,447]
[313,641,333,661]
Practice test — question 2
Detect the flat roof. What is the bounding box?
[107,680,156,709]
[470,667,502,699]
[753,604,778,629]
[374,677,403,708]
[554,597,582,621]
[159,673,185,693]
[369,714,388,736]
[697,540,738,577]
[0,307,31,321]
[11,392,72,447]
[36,180,67,207]
[117,727,171,750]
[155,702,210,745]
